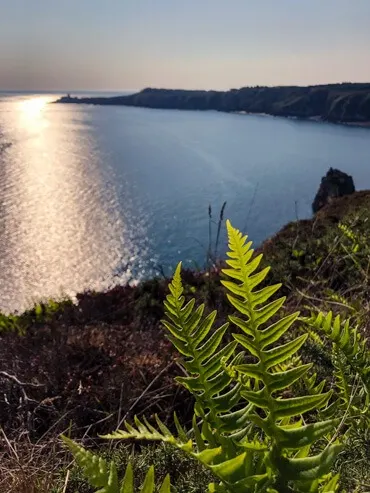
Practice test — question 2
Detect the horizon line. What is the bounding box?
[2,81,370,95]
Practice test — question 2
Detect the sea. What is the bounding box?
[1,91,370,313]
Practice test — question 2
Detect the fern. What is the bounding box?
[67,221,352,493]
[338,222,361,254]
[337,219,370,282]
[303,370,326,396]
[101,221,343,493]
[161,260,245,446]
[305,312,370,398]
[304,312,370,427]
[62,436,171,493]
[220,221,342,491]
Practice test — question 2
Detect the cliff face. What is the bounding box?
[57,83,370,124]
[312,168,356,213]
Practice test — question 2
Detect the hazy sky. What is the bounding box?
[1,0,370,91]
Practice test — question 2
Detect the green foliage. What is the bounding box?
[99,222,342,492]
[338,222,360,254]
[62,436,171,492]
[32,298,72,322]
[0,312,24,334]
[65,220,370,493]
[64,443,213,493]
[0,297,73,335]
[303,311,370,420]
[335,426,370,492]
[259,207,370,315]
[336,218,370,286]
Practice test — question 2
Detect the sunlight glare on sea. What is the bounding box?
[0,94,146,313]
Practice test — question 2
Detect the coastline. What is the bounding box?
[54,82,370,128]
[54,96,370,128]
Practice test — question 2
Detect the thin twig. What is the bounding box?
[214,201,227,258]
[0,371,44,387]
[117,383,125,429]
[243,182,259,232]
[82,413,115,439]
[62,469,70,493]
[1,429,19,461]
[295,289,355,311]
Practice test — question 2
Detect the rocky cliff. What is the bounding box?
[312,168,356,213]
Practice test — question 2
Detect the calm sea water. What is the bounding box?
[0,92,370,313]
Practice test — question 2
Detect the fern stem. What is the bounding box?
[232,229,276,424]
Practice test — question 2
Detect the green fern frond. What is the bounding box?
[222,221,341,490]
[102,415,260,489]
[101,413,193,453]
[62,436,117,492]
[303,371,326,396]
[162,263,252,442]
[324,289,355,312]
[271,442,342,481]
[62,436,171,492]
[296,471,340,493]
[102,412,279,491]
[306,311,370,396]
[306,329,325,347]
[338,222,361,253]
[319,473,340,492]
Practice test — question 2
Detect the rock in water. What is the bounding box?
[312,168,355,213]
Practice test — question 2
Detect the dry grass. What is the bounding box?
[0,430,68,493]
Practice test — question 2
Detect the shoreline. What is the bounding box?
[232,110,370,127]
[234,110,370,128]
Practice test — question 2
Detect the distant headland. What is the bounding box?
[55,83,370,125]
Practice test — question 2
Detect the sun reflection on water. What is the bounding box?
[19,96,49,117]
[0,94,133,313]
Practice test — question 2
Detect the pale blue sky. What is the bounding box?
[0,0,369,91]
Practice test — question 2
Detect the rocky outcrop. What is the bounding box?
[312,168,355,213]
[55,83,370,124]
